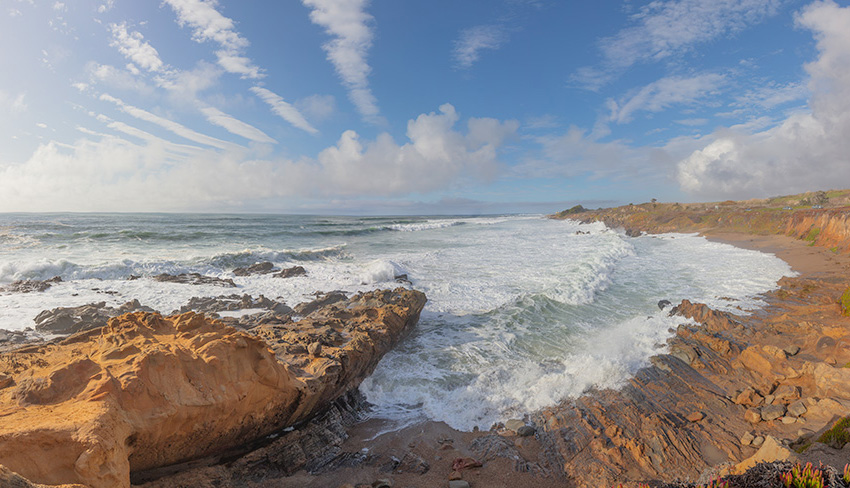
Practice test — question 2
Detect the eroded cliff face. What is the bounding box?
[0,288,426,488]
[557,203,850,253]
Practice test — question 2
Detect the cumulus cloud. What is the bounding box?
[608,73,725,123]
[109,22,165,72]
[454,25,507,69]
[251,86,318,134]
[302,0,380,122]
[199,106,276,144]
[575,0,781,88]
[163,0,263,79]
[676,0,850,198]
[0,104,518,211]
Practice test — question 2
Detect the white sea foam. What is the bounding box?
[0,214,794,432]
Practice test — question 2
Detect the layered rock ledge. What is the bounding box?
[0,288,426,488]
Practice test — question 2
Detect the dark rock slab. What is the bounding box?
[232,262,276,277]
[33,300,154,335]
[0,276,62,293]
[152,273,236,287]
[274,266,307,279]
[294,291,347,316]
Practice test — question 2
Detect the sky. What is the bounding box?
[0,0,849,214]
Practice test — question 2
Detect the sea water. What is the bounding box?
[0,213,793,430]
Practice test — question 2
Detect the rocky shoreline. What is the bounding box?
[2,198,850,488]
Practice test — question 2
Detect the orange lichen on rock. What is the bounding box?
[0,288,426,488]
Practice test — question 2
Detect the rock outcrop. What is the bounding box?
[33,300,155,335]
[0,276,62,293]
[150,273,237,287]
[0,288,426,488]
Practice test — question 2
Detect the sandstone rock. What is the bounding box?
[761,404,786,421]
[687,412,705,422]
[740,432,754,446]
[448,471,462,480]
[784,345,801,356]
[734,387,764,407]
[772,385,801,404]
[745,408,762,424]
[504,419,525,433]
[734,436,796,473]
[0,276,62,293]
[787,400,808,417]
[152,273,236,287]
[0,465,86,488]
[812,363,850,397]
[762,345,786,360]
[275,266,307,279]
[0,288,426,488]
[232,262,276,276]
[752,436,765,447]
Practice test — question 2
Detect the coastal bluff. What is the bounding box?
[0,288,426,488]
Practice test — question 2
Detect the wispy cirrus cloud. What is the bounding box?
[454,25,508,69]
[607,73,725,124]
[99,93,237,150]
[199,106,277,144]
[302,0,380,123]
[251,86,318,135]
[162,0,263,79]
[575,0,781,89]
[108,22,164,73]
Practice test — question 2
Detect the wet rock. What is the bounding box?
[275,266,307,279]
[175,294,290,316]
[232,262,276,276]
[33,300,152,335]
[0,276,62,293]
[504,419,525,433]
[0,329,29,346]
[152,273,236,287]
[761,404,786,421]
[294,291,348,316]
[657,299,672,310]
[517,425,536,437]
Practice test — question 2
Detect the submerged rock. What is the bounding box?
[232,262,276,276]
[274,266,307,279]
[0,288,426,488]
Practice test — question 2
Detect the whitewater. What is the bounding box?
[0,213,793,430]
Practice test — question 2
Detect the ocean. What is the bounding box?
[0,213,793,430]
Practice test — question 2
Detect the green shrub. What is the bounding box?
[816,416,850,448]
[841,288,850,317]
[805,227,820,242]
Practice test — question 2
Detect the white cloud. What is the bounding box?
[676,0,850,198]
[296,94,336,122]
[608,73,725,123]
[454,25,507,69]
[0,104,518,211]
[199,106,276,144]
[155,61,221,99]
[162,0,263,79]
[88,62,153,94]
[0,91,27,114]
[302,0,380,122]
[36,122,47,129]
[734,81,808,109]
[9,8,22,16]
[97,0,115,14]
[99,93,236,150]
[251,86,318,134]
[575,0,781,88]
[109,23,165,72]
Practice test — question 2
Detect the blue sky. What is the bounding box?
[1,0,848,214]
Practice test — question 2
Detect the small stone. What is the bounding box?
[764,394,775,405]
[744,408,762,424]
[740,432,755,446]
[687,412,705,422]
[787,400,807,417]
[761,404,786,421]
[448,471,462,481]
[372,480,392,488]
[0,373,13,389]
[504,419,525,432]
[449,481,470,488]
[734,388,764,407]
[752,436,765,447]
[516,425,535,437]
[773,385,801,403]
[308,342,323,357]
[781,416,797,424]
[784,345,801,356]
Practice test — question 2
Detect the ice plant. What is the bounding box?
[781,462,825,488]
[699,478,730,488]
[844,463,849,483]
